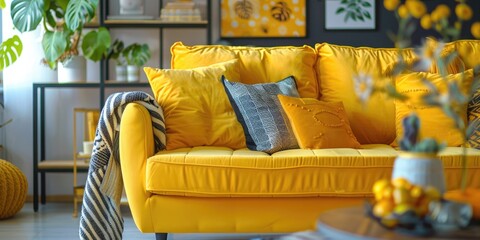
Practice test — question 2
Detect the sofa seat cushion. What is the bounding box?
[147,145,397,197]
[146,146,480,198]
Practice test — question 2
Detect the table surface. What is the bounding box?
[316,206,480,240]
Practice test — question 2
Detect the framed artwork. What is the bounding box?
[220,0,307,38]
[325,0,376,30]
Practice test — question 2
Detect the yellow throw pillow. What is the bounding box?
[277,95,361,149]
[171,42,319,98]
[315,43,417,144]
[394,70,474,147]
[144,60,246,150]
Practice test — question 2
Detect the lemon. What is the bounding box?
[410,185,424,202]
[393,187,412,204]
[415,197,430,217]
[373,200,395,218]
[381,217,398,228]
[382,186,394,201]
[373,179,390,194]
[391,177,412,190]
[394,203,415,215]
[424,186,441,201]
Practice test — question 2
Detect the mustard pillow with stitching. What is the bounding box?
[171,41,319,98]
[278,95,361,149]
[144,60,246,150]
[394,70,474,147]
[315,43,417,144]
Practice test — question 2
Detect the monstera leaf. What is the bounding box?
[42,30,71,64]
[10,0,44,33]
[82,27,111,62]
[65,0,96,31]
[0,35,23,71]
[123,44,151,66]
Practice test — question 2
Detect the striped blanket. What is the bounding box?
[79,91,166,240]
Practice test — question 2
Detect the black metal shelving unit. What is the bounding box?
[32,0,212,212]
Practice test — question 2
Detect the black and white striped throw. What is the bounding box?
[79,91,166,240]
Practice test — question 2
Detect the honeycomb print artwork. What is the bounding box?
[221,0,306,37]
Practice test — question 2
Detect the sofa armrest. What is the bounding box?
[120,102,156,232]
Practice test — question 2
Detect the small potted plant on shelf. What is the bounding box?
[122,43,151,82]
[10,0,111,83]
[107,39,127,82]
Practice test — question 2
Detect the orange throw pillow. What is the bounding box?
[277,95,361,149]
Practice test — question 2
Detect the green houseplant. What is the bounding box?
[122,43,151,82]
[0,0,22,71]
[106,39,127,82]
[10,0,111,82]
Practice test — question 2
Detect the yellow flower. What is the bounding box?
[406,0,427,19]
[434,4,451,19]
[455,3,473,21]
[420,14,432,30]
[398,4,409,19]
[472,22,480,39]
[384,0,400,11]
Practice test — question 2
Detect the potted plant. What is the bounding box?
[10,0,111,83]
[392,114,446,193]
[107,39,127,82]
[122,43,151,82]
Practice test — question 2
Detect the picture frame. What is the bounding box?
[220,0,307,38]
[325,0,376,30]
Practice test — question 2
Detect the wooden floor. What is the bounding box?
[0,202,285,240]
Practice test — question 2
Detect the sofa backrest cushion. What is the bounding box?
[452,39,480,70]
[315,43,417,144]
[171,42,319,98]
[145,59,247,150]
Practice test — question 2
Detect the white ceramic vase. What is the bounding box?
[127,65,140,82]
[57,56,87,83]
[391,152,446,194]
[115,65,128,82]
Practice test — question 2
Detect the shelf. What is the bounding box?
[76,152,92,159]
[104,19,208,28]
[33,83,100,88]
[38,160,89,172]
[105,81,150,87]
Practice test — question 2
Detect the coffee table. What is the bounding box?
[316,206,480,239]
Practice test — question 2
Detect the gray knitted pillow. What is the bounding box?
[222,76,299,154]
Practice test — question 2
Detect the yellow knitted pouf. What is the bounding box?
[0,159,27,219]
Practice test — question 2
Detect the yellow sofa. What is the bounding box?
[119,41,480,237]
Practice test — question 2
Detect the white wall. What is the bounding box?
[2,0,219,198]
